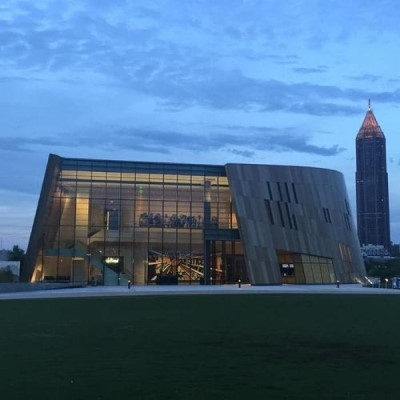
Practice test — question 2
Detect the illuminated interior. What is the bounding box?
[31,160,246,285]
[277,250,335,284]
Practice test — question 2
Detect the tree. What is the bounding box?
[8,245,25,262]
[365,257,400,281]
[0,266,14,283]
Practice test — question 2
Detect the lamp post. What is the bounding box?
[86,253,91,285]
[385,278,389,289]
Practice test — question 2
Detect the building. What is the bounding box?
[0,249,9,261]
[22,154,365,285]
[361,244,392,264]
[356,101,390,250]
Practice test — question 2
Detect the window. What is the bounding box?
[267,181,273,200]
[264,200,274,225]
[344,214,351,231]
[323,208,332,224]
[277,182,283,201]
[292,183,299,204]
[285,182,291,202]
[105,208,119,230]
[285,203,293,229]
[280,263,295,277]
[277,202,285,226]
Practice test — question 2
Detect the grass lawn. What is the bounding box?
[0,294,399,399]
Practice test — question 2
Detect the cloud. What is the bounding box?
[0,124,345,158]
[231,126,345,156]
[287,102,361,116]
[96,126,345,157]
[347,74,382,83]
[265,54,299,65]
[2,1,400,117]
[293,66,328,74]
[0,136,62,151]
[228,149,255,158]
[126,67,369,115]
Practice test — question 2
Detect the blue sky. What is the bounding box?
[1,0,400,249]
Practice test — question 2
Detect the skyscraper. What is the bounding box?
[356,101,390,250]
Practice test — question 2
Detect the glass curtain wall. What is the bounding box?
[277,250,336,284]
[32,159,239,285]
[209,240,247,284]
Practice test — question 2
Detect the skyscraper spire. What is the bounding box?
[356,101,384,139]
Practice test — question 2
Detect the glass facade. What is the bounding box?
[278,250,336,284]
[31,158,246,285]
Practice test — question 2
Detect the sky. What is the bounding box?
[1,0,400,250]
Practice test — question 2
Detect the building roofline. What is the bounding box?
[50,154,344,176]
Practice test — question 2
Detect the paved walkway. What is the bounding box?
[0,283,399,300]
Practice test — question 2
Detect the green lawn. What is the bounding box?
[0,294,399,399]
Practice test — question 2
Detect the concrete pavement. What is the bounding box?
[1,283,399,300]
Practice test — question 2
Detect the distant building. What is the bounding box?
[361,244,392,264]
[22,154,365,285]
[391,243,400,256]
[0,249,10,261]
[356,101,390,251]
[0,249,9,261]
